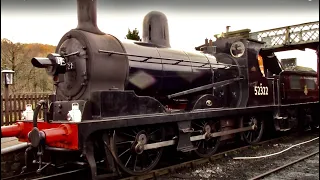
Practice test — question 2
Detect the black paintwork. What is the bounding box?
[176,121,198,152]
[29,0,319,158]
[90,90,166,118]
[49,100,92,121]
[74,101,318,150]
[121,44,232,105]
[186,94,222,111]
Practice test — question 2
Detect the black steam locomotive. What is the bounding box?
[1,0,318,179]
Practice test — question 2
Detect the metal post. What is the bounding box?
[2,70,14,126]
[317,46,319,88]
[4,84,9,125]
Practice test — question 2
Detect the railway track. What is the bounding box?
[249,150,319,180]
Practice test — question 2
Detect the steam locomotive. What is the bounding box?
[1,0,318,179]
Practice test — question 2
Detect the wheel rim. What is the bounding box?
[242,116,264,144]
[110,126,164,175]
[191,120,221,157]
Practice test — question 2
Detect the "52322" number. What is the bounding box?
[254,84,268,96]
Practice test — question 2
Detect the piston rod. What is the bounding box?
[144,125,254,150]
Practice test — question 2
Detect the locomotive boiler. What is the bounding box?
[1,0,318,179]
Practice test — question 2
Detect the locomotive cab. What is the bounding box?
[258,50,283,78]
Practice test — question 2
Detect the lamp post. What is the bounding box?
[1,70,15,126]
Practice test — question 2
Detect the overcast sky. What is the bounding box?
[1,0,319,70]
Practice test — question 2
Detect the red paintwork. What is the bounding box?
[1,122,24,137]
[42,124,73,145]
[1,121,79,150]
[280,71,319,104]
[167,103,187,110]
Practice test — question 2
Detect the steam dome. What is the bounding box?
[142,11,171,48]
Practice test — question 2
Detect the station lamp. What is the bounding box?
[1,69,15,85]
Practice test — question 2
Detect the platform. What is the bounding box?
[1,137,27,155]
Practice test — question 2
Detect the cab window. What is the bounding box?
[305,78,316,90]
[289,75,301,89]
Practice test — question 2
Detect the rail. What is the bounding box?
[249,150,319,180]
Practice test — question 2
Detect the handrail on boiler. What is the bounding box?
[98,50,245,69]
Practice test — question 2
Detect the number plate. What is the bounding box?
[66,62,76,71]
[254,83,269,96]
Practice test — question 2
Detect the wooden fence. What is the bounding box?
[1,93,50,126]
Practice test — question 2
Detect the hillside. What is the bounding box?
[1,38,57,94]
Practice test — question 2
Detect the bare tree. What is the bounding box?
[1,39,56,94]
[1,38,30,93]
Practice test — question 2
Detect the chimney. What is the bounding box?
[209,39,213,46]
[205,38,208,45]
[76,0,104,35]
[226,26,230,33]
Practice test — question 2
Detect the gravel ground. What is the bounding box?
[159,131,319,180]
[262,153,319,180]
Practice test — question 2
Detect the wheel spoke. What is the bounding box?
[193,122,204,128]
[149,128,160,136]
[246,131,250,139]
[116,141,134,145]
[141,154,146,170]
[132,129,138,135]
[119,148,130,158]
[146,151,153,162]
[120,132,136,139]
[249,131,253,142]
[125,155,132,167]
[133,155,138,171]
